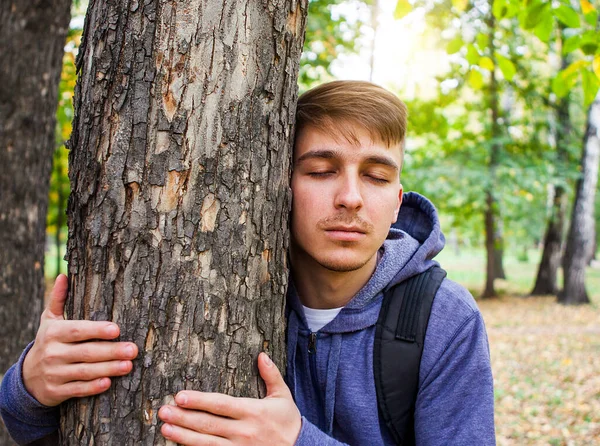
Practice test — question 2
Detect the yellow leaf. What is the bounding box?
[452,0,469,12]
[479,56,495,71]
[581,0,595,15]
[594,56,600,80]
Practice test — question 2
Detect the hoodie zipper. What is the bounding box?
[308,332,325,431]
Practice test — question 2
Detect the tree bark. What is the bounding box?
[560,91,600,305]
[0,1,70,442]
[60,0,307,444]
[531,35,571,296]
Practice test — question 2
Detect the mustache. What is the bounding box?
[317,214,374,233]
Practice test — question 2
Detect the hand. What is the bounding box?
[22,274,139,406]
[158,352,301,445]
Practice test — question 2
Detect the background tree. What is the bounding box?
[561,90,600,304]
[60,0,308,443]
[0,1,71,442]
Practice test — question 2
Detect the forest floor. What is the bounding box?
[440,248,600,446]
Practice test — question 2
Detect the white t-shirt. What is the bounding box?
[302,305,343,332]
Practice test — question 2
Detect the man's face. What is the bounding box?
[290,124,403,273]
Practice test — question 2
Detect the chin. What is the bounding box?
[317,256,373,273]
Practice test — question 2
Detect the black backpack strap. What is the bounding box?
[373,266,447,445]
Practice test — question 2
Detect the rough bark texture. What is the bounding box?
[0,1,70,443]
[560,92,600,305]
[60,0,307,444]
[531,43,571,296]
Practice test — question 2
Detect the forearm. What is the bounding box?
[0,343,60,445]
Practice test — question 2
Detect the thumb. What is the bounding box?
[46,274,68,319]
[258,352,291,399]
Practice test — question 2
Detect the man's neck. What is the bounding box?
[290,253,378,310]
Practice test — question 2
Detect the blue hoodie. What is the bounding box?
[0,192,495,445]
[286,192,495,445]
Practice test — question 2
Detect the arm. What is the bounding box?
[158,353,349,446]
[0,275,138,445]
[415,309,495,446]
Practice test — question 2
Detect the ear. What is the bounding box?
[393,184,403,223]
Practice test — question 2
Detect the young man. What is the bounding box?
[1,81,495,445]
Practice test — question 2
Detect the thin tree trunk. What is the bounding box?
[531,32,571,296]
[531,186,566,295]
[560,91,600,305]
[60,0,307,443]
[482,7,502,298]
[0,2,70,443]
[368,0,379,82]
[55,185,66,277]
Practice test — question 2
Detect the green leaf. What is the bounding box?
[447,37,464,55]
[552,61,585,97]
[495,53,517,81]
[594,55,600,80]
[524,2,550,29]
[394,0,413,20]
[468,69,485,90]
[584,9,599,26]
[476,32,488,52]
[552,73,569,98]
[493,0,509,19]
[581,69,600,107]
[553,5,581,28]
[479,56,495,71]
[466,44,480,65]
[563,35,582,55]
[580,31,599,56]
[533,10,554,43]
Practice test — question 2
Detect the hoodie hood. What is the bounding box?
[287,191,446,333]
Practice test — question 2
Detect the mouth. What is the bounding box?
[324,226,367,241]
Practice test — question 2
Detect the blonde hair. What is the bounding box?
[295,80,408,152]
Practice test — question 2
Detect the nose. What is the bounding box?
[334,173,364,211]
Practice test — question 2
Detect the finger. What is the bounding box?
[174,391,247,419]
[46,274,69,319]
[46,320,120,343]
[158,406,234,438]
[161,423,231,446]
[258,352,291,399]
[61,359,133,382]
[58,377,112,400]
[62,341,138,363]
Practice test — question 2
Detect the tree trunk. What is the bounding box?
[0,1,70,442]
[60,0,307,444]
[531,35,571,296]
[482,8,502,298]
[531,185,566,295]
[560,91,600,305]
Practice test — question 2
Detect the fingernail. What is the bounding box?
[105,324,118,336]
[162,423,173,436]
[120,361,131,372]
[124,345,135,357]
[264,353,273,367]
[176,392,188,405]
[162,407,172,418]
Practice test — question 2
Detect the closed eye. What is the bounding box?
[366,175,390,184]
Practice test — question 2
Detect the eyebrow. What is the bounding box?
[296,149,399,171]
